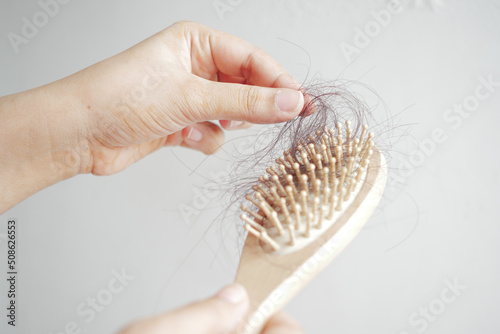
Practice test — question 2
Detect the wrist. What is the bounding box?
[0,78,91,213]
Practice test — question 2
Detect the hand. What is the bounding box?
[119,284,304,334]
[78,20,305,175]
[0,21,305,213]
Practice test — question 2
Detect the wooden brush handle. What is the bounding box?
[234,147,387,333]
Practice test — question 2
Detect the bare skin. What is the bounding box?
[120,284,304,334]
[0,21,306,333]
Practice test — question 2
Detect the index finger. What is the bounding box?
[186,22,302,89]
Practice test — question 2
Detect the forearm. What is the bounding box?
[0,79,90,214]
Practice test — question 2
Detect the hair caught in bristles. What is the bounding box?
[227,80,380,251]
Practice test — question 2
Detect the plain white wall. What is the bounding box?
[1,0,499,333]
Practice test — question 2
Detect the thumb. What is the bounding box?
[192,79,305,124]
[166,283,249,333]
[121,284,249,334]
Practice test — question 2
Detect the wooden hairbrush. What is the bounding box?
[235,121,387,333]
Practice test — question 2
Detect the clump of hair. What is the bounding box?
[198,79,398,253]
[227,80,377,208]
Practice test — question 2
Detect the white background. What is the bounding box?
[1,0,499,333]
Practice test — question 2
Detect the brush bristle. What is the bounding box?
[240,121,374,253]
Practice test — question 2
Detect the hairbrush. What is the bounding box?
[235,121,387,333]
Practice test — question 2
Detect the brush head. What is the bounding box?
[235,119,386,334]
[240,120,375,254]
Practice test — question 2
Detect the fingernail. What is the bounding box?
[230,121,244,129]
[216,284,247,304]
[276,90,303,112]
[187,126,202,142]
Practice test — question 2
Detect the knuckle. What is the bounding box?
[239,85,261,117]
[171,20,196,30]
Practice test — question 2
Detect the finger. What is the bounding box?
[177,21,300,90]
[180,121,225,155]
[118,284,249,334]
[218,72,247,85]
[215,54,316,116]
[219,120,253,130]
[262,311,305,334]
[218,72,315,118]
[187,78,304,124]
[210,33,300,90]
